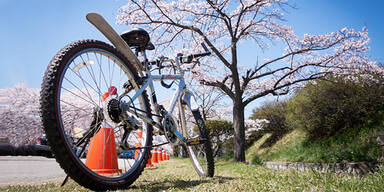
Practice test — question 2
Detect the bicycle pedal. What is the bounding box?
[186,139,206,146]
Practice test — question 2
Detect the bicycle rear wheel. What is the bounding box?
[40,40,152,190]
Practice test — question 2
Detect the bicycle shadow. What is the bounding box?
[131,176,235,191]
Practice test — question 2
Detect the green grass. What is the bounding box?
[246,129,307,164]
[247,116,384,163]
[2,158,384,191]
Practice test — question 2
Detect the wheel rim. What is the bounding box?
[185,117,209,176]
[188,144,209,175]
[56,47,150,180]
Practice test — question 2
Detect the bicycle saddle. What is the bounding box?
[121,28,155,51]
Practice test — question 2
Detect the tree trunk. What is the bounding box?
[233,101,246,162]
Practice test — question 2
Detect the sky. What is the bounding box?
[0,0,383,117]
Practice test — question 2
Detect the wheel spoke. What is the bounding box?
[60,99,93,114]
[68,61,102,98]
[80,54,102,105]
[63,77,98,106]
[61,87,99,107]
[95,52,110,91]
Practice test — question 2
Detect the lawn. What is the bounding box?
[2,158,384,191]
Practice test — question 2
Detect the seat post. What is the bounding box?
[136,50,148,70]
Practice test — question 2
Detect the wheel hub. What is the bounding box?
[104,97,121,123]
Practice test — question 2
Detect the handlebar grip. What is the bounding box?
[180,52,211,64]
[193,52,211,58]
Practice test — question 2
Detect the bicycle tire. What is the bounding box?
[40,39,152,190]
[185,110,215,177]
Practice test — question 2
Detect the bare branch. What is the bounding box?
[205,0,233,38]
[200,79,235,100]
[243,72,327,106]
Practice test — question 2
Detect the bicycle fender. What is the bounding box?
[86,13,144,76]
[182,90,199,112]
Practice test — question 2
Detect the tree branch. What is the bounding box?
[243,72,328,106]
[200,79,235,100]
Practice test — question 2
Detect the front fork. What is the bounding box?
[175,90,201,145]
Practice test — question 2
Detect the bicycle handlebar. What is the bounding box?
[147,43,211,68]
[179,52,211,64]
[179,43,211,64]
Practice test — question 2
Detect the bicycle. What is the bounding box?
[40,13,214,191]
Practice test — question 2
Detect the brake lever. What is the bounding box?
[191,60,200,69]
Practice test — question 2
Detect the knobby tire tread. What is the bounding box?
[191,110,215,177]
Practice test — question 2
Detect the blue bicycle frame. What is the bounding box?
[119,53,199,144]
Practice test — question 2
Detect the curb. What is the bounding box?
[264,161,381,175]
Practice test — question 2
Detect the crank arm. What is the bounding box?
[186,139,207,146]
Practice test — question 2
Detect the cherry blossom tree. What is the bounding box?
[0,83,42,146]
[0,84,98,146]
[117,0,382,162]
[188,83,226,121]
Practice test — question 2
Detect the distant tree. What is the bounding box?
[192,86,225,121]
[201,120,233,157]
[0,83,42,146]
[250,100,289,147]
[0,84,94,146]
[251,100,290,135]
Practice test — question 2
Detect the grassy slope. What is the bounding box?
[246,129,306,163]
[246,117,384,164]
[2,158,384,191]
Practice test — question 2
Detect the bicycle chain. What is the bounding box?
[126,141,170,150]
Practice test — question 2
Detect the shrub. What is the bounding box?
[286,75,384,139]
[249,100,291,147]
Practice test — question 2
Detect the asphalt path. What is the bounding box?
[0,156,66,186]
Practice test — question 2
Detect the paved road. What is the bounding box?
[0,156,66,186]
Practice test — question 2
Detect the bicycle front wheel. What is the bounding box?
[40,40,152,191]
[181,107,214,177]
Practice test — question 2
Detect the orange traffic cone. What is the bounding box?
[146,148,159,169]
[166,150,169,160]
[85,122,121,175]
[158,147,163,162]
[134,130,143,159]
[151,147,158,164]
[162,149,166,161]
[146,152,153,167]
